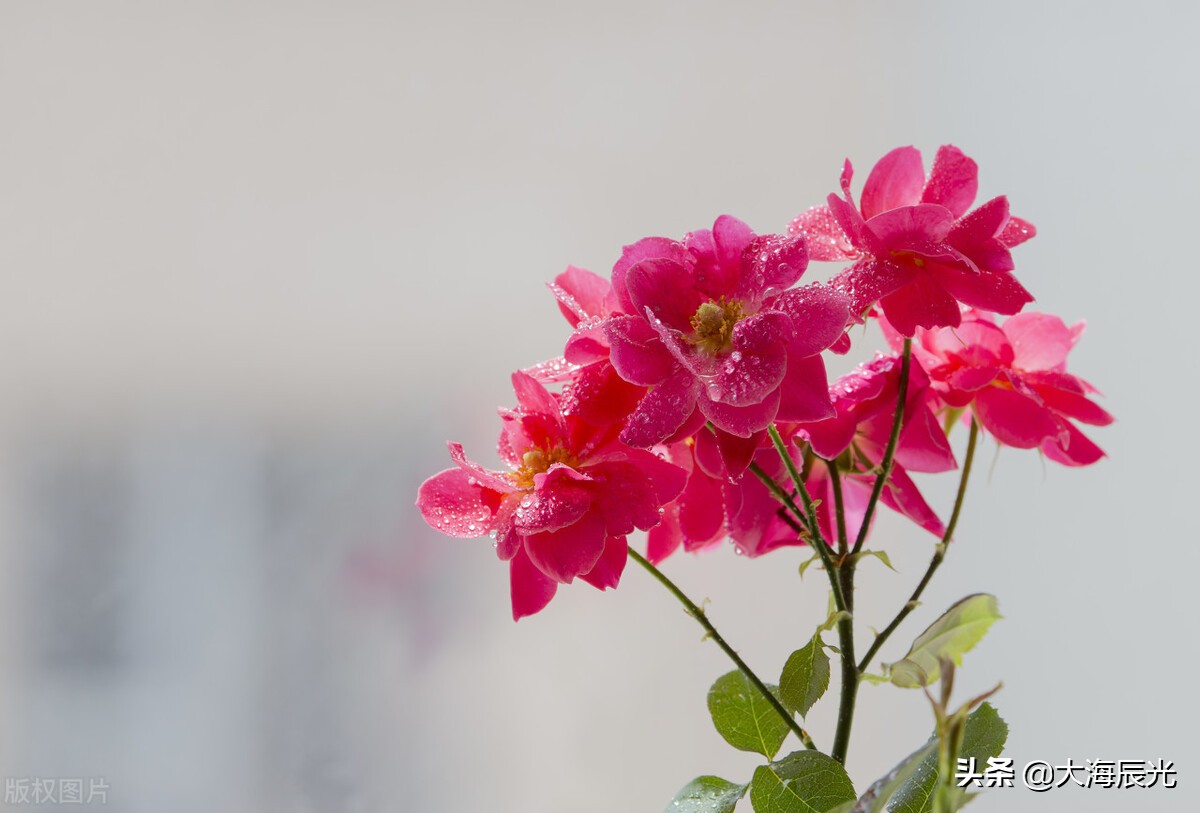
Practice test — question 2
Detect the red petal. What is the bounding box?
[698,387,781,438]
[646,506,682,565]
[776,352,835,423]
[861,146,926,219]
[878,273,963,335]
[770,284,852,357]
[523,511,608,583]
[605,315,677,386]
[788,204,860,262]
[510,545,558,621]
[620,369,701,447]
[921,145,978,219]
[973,387,1061,449]
[416,468,504,537]
[551,266,611,326]
[578,536,628,590]
[997,215,1037,248]
[1041,421,1105,467]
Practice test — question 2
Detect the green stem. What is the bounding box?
[763,427,847,614]
[857,418,980,673]
[748,461,812,531]
[851,338,912,555]
[763,426,859,764]
[827,462,849,557]
[628,548,817,750]
[827,459,858,765]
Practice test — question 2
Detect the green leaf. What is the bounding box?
[888,594,1001,688]
[840,741,938,813]
[707,670,791,759]
[855,550,897,572]
[665,776,748,813]
[818,610,852,635]
[885,703,1008,813]
[780,636,831,718]
[799,553,823,579]
[750,750,856,813]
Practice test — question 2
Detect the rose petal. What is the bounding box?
[620,368,701,448]
[921,145,978,219]
[1041,421,1105,467]
[416,468,504,537]
[510,545,558,621]
[997,215,1037,248]
[878,272,963,335]
[1003,312,1073,371]
[770,283,852,357]
[776,352,836,423]
[627,258,707,332]
[678,463,726,543]
[578,535,628,590]
[612,236,691,313]
[646,505,682,565]
[788,204,860,262]
[698,387,781,437]
[605,315,677,386]
[551,265,611,326]
[879,465,945,536]
[448,442,516,493]
[737,233,808,299]
[861,146,926,219]
[973,387,1061,449]
[865,203,956,245]
[523,510,608,583]
[832,259,916,319]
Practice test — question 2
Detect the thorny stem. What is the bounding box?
[830,571,858,765]
[748,461,813,533]
[858,417,981,673]
[628,548,817,751]
[825,458,858,765]
[827,462,850,557]
[763,427,847,614]
[851,338,913,555]
[763,424,859,764]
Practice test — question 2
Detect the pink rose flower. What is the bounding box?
[604,215,850,446]
[791,145,1036,336]
[898,309,1112,466]
[416,372,685,619]
[791,354,957,542]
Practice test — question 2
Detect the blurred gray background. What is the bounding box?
[0,0,1194,810]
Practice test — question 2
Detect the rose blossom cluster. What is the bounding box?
[418,145,1111,620]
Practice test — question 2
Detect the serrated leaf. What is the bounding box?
[885,703,1008,813]
[856,550,897,572]
[843,742,937,813]
[750,750,856,813]
[888,595,1001,688]
[780,636,831,718]
[708,670,791,759]
[666,776,748,813]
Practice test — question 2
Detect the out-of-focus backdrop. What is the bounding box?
[0,1,1195,811]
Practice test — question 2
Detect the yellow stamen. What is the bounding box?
[512,446,578,489]
[689,297,745,354]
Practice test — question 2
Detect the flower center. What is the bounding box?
[512,446,578,489]
[889,249,927,268]
[689,298,745,355]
